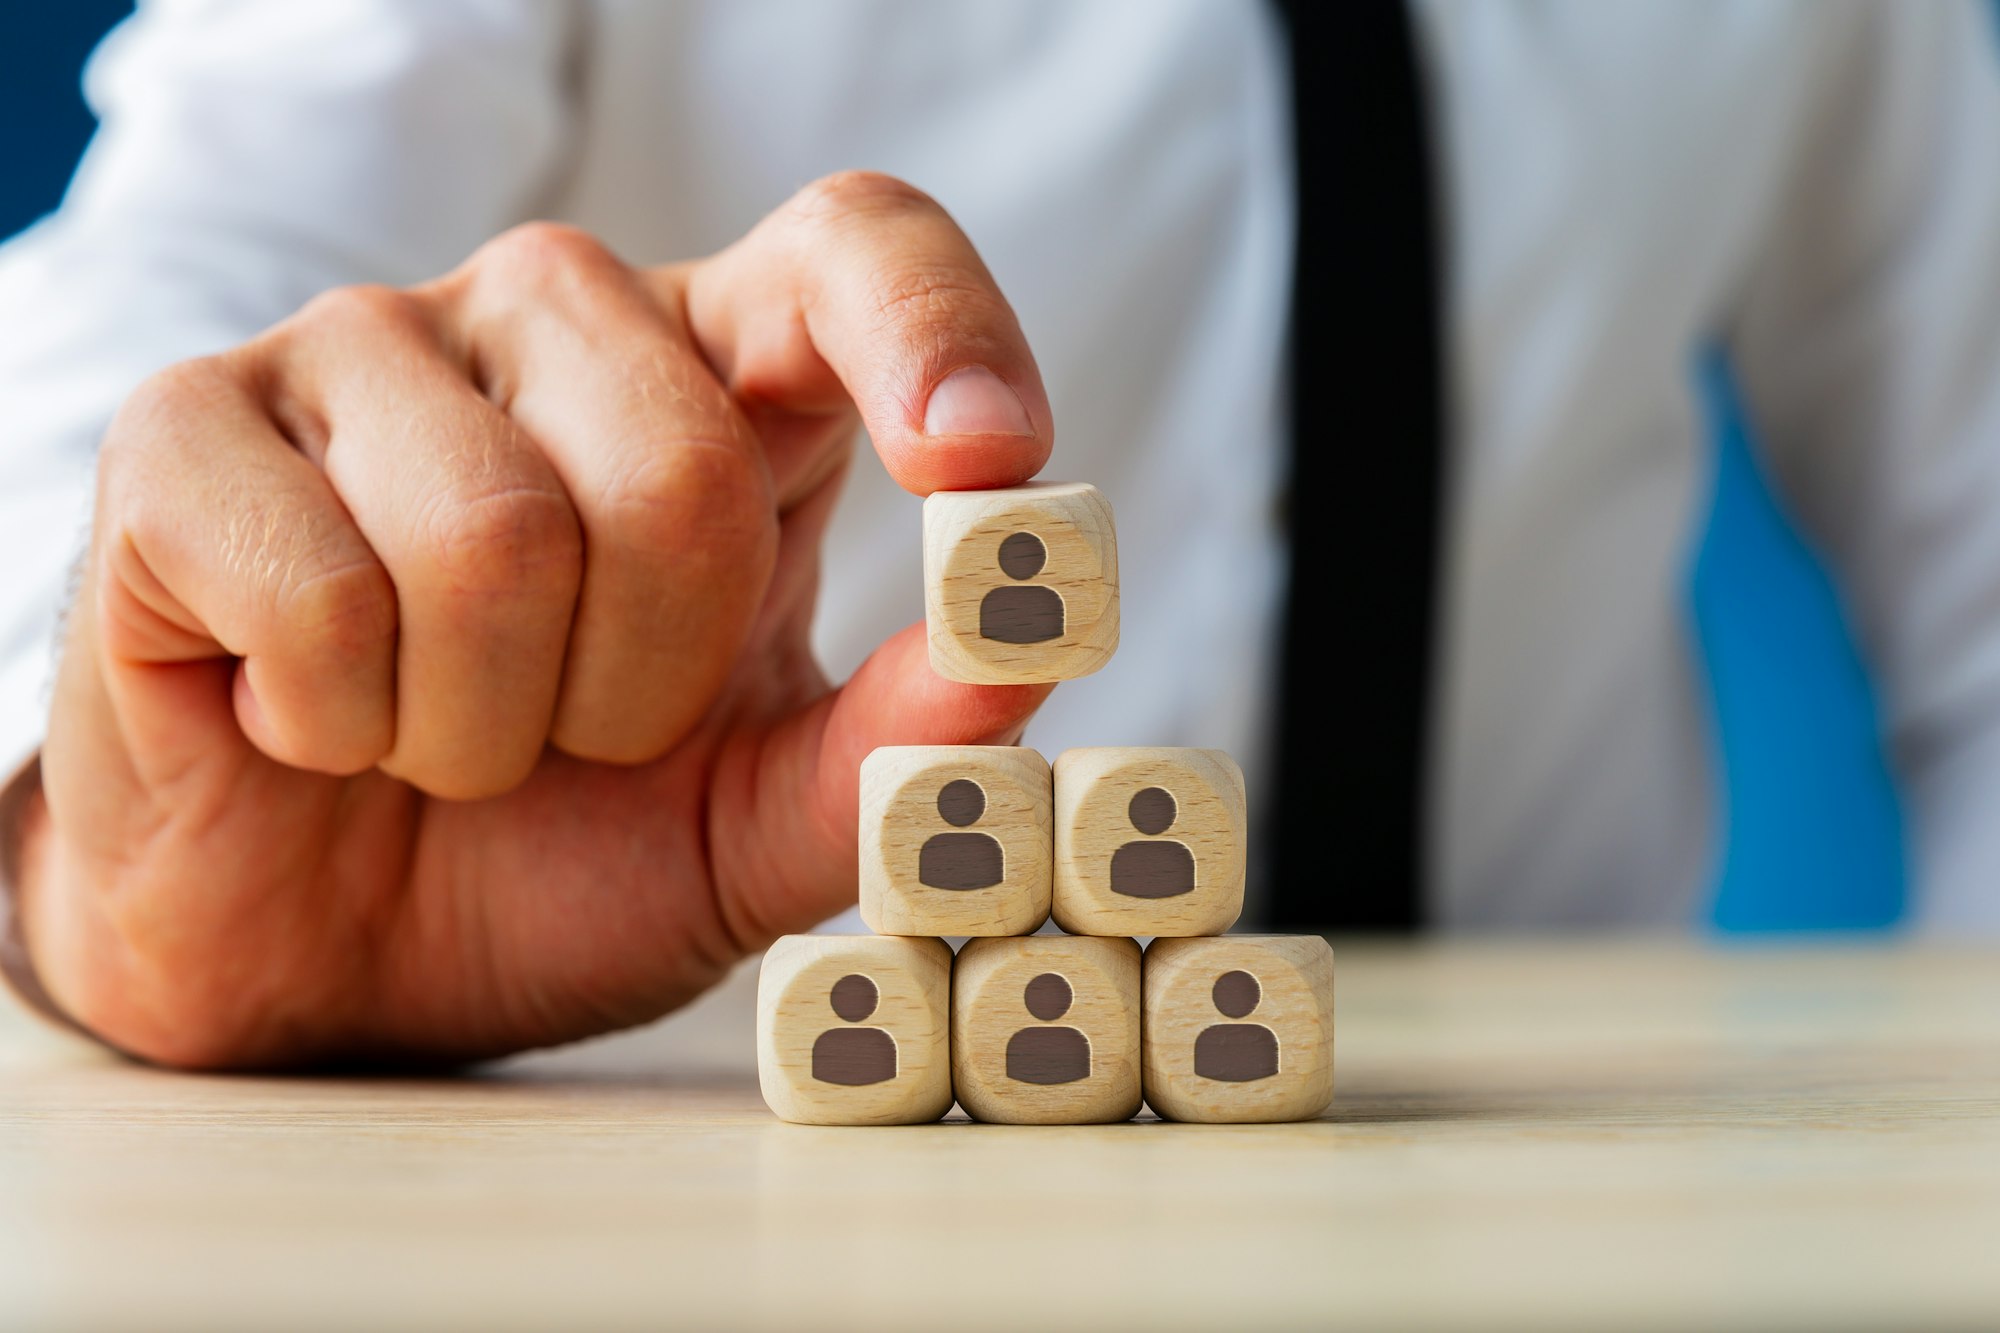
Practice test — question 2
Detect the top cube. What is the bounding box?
[923,482,1119,684]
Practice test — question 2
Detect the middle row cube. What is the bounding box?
[859,745,1247,938]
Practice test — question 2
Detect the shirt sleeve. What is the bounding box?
[1725,2,2000,933]
[0,0,575,773]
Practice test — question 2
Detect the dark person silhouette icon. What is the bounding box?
[918,778,1004,890]
[811,973,898,1086]
[1005,972,1092,1084]
[1192,970,1279,1082]
[979,531,1065,644]
[1110,786,1195,898]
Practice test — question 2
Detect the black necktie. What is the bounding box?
[1266,1,1444,931]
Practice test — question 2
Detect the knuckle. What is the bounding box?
[773,172,1007,342]
[792,170,935,220]
[293,282,428,340]
[104,358,236,463]
[473,221,620,296]
[864,262,1000,335]
[595,440,774,560]
[278,557,399,662]
[425,485,583,597]
[97,358,241,525]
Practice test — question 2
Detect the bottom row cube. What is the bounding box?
[756,933,1333,1126]
[954,935,1143,1124]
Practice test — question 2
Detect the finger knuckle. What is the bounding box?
[293,283,428,341]
[426,485,583,597]
[96,359,239,526]
[865,262,1002,336]
[596,440,775,563]
[279,557,399,662]
[104,358,235,461]
[789,170,937,227]
[474,221,621,297]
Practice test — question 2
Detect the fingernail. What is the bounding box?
[923,366,1035,437]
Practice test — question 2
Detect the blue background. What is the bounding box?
[2,5,1938,932]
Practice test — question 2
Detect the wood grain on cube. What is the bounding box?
[859,746,1052,937]
[951,935,1142,1124]
[1142,936,1333,1123]
[758,935,953,1126]
[1051,747,1246,937]
[923,482,1119,684]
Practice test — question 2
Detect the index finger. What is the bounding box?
[677,171,1053,496]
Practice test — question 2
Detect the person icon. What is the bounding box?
[918,778,1005,890]
[810,973,898,1086]
[979,531,1065,644]
[1109,786,1195,898]
[1004,972,1092,1084]
[1192,970,1279,1082]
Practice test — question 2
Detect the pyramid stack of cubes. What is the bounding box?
[757,483,1335,1125]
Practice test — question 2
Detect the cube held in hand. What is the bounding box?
[922,482,1119,684]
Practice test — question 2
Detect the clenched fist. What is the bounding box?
[17,173,1055,1068]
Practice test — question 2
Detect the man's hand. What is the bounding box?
[19,172,1055,1068]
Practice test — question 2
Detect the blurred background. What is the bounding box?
[2,4,1931,934]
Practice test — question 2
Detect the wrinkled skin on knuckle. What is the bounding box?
[556,442,776,763]
[668,443,781,654]
[859,262,1012,370]
[595,438,775,567]
[787,179,1011,364]
[275,556,398,667]
[421,484,583,601]
[654,444,779,628]
[869,267,993,324]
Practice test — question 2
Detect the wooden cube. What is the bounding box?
[757,935,953,1126]
[859,746,1052,937]
[951,935,1142,1124]
[1051,747,1247,937]
[922,482,1119,684]
[1141,935,1334,1123]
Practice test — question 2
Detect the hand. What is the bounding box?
[19,172,1055,1068]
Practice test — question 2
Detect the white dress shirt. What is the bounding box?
[1,0,1998,931]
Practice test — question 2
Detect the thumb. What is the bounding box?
[683,171,1054,496]
[713,622,1052,949]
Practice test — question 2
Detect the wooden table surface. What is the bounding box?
[5,941,1999,1331]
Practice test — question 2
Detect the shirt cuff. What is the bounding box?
[0,752,90,1039]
